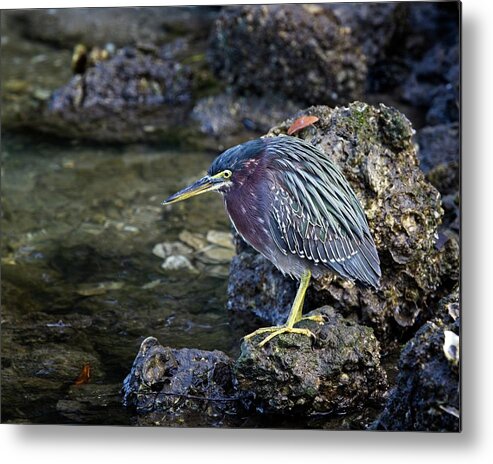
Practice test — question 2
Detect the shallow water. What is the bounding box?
[1,133,239,424]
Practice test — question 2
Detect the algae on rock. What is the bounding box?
[235,306,387,416]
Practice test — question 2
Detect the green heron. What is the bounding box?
[163,136,380,347]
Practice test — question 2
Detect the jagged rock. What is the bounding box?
[208,4,367,106]
[227,102,459,347]
[6,7,219,48]
[235,306,387,415]
[373,290,460,431]
[122,337,240,426]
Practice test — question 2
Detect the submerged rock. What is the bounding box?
[208,4,366,106]
[235,306,387,415]
[373,290,460,431]
[122,337,240,425]
[228,102,459,347]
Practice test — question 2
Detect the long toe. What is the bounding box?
[243,325,285,341]
[257,327,316,348]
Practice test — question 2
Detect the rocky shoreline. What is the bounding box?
[1,4,460,430]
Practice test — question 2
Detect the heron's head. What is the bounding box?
[162,138,266,205]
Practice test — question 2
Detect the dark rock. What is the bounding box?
[208,4,367,106]
[399,2,460,59]
[6,7,219,48]
[416,123,459,235]
[373,290,460,431]
[56,384,129,425]
[122,337,241,425]
[227,241,297,333]
[228,102,459,347]
[235,306,387,416]
[327,3,403,66]
[401,43,459,125]
[42,46,194,143]
[192,92,300,151]
[416,123,459,175]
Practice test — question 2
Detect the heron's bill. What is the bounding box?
[162,175,223,205]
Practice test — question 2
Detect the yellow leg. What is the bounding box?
[243,270,316,347]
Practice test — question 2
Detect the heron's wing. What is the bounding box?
[267,140,381,288]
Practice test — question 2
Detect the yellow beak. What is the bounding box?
[162,175,224,205]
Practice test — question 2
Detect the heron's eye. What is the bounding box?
[222,170,232,179]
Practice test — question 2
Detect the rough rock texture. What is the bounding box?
[416,123,459,235]
[373,289,460,431]
[228,102,459,347]
[402,43,459,126]
[43,46,193,143]
[416,123,459,174]
[327,2,403,67]
[227,236,298,333]
[235,306,387,415]
[208,4,367,106]
[122,337,240,425]
[192,92,300,151]
[6,7,219,48]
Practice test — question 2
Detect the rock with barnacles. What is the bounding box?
[227,102,459,347]
[235,306,387,416]
[122,337,240,426]
[208,4,367,106]
[372,289,460,431]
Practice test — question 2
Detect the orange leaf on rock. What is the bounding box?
[287,116,319,135]
[74,363,91,385]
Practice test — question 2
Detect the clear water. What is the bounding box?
[1,133,239,424]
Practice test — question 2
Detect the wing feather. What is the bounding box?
[266,136,381,288]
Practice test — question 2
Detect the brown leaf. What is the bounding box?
[287,116,319,135]
[74,363,91,385]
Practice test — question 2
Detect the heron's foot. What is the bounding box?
[244,325,316,348]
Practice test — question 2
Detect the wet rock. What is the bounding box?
[208,5,366,106]
[178,230,207,251]
[42,46,193,143]
[206,230,234,249]
[56,384,129,424]
[228,102,459,347]
[161,255,195,272]
[152,241,193,259]
[122,337,240,425]
[7,7,219,48]
[235,306,387,415]
[373,291,460,431]
[197,245,235,265]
